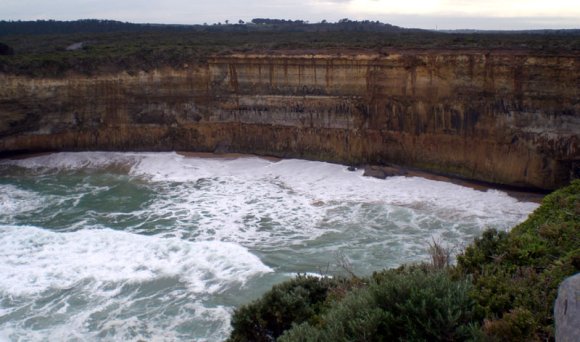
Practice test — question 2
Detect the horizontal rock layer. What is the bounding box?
[1,51,578,189]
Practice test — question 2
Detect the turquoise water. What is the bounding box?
[0,152,538,341]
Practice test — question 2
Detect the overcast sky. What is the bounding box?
[1,0,579,30]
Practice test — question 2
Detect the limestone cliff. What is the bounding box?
[0,51,578,189]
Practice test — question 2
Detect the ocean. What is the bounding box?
[0,152,538,341]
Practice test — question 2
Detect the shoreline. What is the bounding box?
[2,150,546,203]
[176,151,545,203]
[370,166,546,203]
[176,151,282,162]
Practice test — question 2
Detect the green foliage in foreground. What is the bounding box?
[228,180,579,341]
[227,275,345,342]
[456,179,580,341]
[279,268,480,342]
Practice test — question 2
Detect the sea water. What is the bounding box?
[0,152,539,341]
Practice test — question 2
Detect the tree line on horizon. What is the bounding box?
[2,18,578,38]
[0,18,409,36]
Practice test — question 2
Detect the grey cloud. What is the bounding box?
[0,0,576,29]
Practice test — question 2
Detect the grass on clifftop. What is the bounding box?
[228,180,580,341]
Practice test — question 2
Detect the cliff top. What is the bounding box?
[1,20,579,77]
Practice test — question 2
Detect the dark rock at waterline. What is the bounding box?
[363,165,407,179]
[347,166,357,171]
[214,140,231,154]
[555,273,580,342]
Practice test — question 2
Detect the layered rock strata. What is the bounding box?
[1,51,578,189]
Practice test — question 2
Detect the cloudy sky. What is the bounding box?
[1,0,579,30]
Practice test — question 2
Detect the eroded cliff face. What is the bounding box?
[0,51,578,189]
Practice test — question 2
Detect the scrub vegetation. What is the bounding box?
[228,180,580,341]
[0,19,579,77]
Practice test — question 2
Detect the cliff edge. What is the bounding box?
[1,50,578,189]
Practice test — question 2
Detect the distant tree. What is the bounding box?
[225,20,229,25]
[251,18,305,25]
[238,19,244,24]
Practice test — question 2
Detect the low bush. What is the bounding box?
[457,179,580,340]
[279,268,479,341]
[227,275,344,342]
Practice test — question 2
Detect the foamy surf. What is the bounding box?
[0,224,268,340]
[0,152,541,340]
[0,184,45,218]
[0,225,272,296]
[2,152,538,221]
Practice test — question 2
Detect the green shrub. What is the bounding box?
[456,179,580,340]
[482,308,539,342]
[279,268,480,342]
[456,229,509,271]
[227,275,340,342]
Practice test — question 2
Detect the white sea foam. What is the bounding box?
[127,153,537,235]
[1,152,539,247]
[139,172,330,247]
[0,225,272,296]
[0,152,542,341]
[69,153,535,219]
[130,153,274,182]
[0,300,232,342]
[263,159,538,223]
[0,152,540,220]
[0,185,44,218]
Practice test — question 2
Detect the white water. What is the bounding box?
[0,152,539,341]
[0,225,272,296]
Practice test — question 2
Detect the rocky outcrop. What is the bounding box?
[0,51,578,189]
[363,165,407,179]
[555,273,580,342]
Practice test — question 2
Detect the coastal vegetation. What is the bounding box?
[0,19,579,77]
[228,180,580,341]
